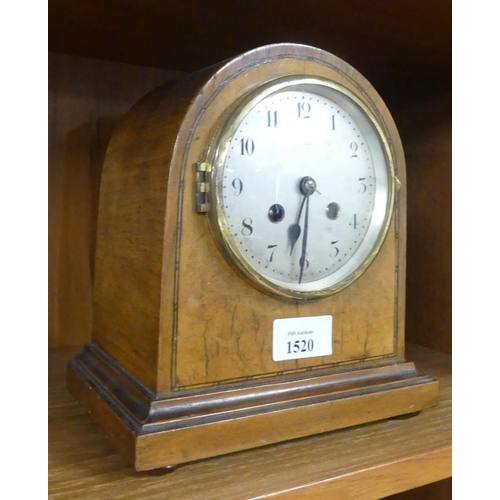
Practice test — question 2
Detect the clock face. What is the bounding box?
[209,77,395,299]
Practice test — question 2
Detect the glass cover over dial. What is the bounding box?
[209,77,395,299]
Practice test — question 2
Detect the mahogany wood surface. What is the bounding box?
[48,53,182,347]
[392,95,452,355]
[49,344,451,499]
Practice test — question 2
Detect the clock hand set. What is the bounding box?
[289,176,321,255]
[287,176,320,283]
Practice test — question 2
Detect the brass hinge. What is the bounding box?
[196,162,212,213]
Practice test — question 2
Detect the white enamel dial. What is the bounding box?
[209,78,394,299]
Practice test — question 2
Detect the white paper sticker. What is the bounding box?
[272,315,333,361]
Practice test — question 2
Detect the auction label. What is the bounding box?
[272,315,333,361]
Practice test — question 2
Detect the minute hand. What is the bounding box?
[298,193,310,285]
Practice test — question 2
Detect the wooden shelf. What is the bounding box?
[48,344,451,499]
[48,0,451,101]
[49,0,451,68]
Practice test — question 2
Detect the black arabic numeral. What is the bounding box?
[232,178,243,196]
[267,244,278,262]
[330,240,340,258]
[242,217,253,236]
[358,177,367,194]
[350,141,359,157]
[298,102,311,119]
[267,110,278,127]
[240,138,255,155]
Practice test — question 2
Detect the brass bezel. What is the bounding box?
[205,76,396,300]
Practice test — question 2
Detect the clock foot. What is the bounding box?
[140,464,180,477]
[161,464,179,473]
[390,411,422,421]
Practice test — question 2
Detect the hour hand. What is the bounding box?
[288,193,307,254]
[288,222,301,255]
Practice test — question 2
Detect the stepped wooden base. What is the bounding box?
[67,344,439,471]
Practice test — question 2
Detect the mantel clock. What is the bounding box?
[67,44,439,471]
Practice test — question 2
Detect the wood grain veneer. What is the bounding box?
[50,344,451,498]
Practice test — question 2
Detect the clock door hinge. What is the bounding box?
[196,162,212,213]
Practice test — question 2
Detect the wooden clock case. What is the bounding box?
[67,43,439,471]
